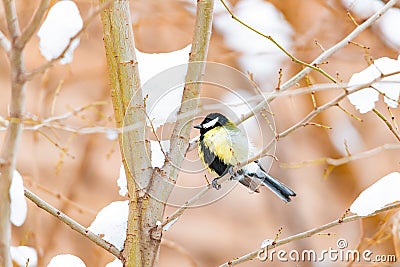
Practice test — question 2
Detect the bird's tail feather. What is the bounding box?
[260,172,296,203]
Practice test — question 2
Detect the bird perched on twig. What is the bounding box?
[194,113,296,202]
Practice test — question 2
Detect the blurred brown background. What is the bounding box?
[1,0,400,266]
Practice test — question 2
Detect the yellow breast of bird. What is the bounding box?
[202,126,249,165]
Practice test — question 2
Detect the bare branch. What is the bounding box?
[282,0,398,91]
[0,0,24,265]
[240,71,400,168]
[24,188,122,259]
[336,103,363,122]
[239,0,400,124]
[372,108,400,142]
[0,81,345,136]
[150,0,215,199]
[220,202,400,266]
[219,0,337,83]
[281,143,400,169]
[144,113,168,161]
[2,0,21,39]
[16,0,50,49]
[1,79,393,138]
[149,0,215,243]
[100,0,152,265]
[166,71,400,234]
[22,101,108,130]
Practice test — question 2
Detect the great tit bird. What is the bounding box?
[194,113,296,202]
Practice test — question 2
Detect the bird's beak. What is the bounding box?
[194,124,202,129]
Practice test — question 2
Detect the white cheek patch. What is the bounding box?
[203,117,219,129]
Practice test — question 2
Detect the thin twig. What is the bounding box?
[239,71,400,168]
[281,0,398,91]
[143,108,168,161]
[280,143,400,169]
[176,74,400,226]
[51,79,64,117]
[388,107,400,134]
[346,10,359,26]
[0,101,110,134]
[219,0,337,83]
[235,87,374,168]
[25,0,112,80]
[1,0,24,265]
[275,68,283,90]
[24,180,96,215]
[314,39,325,52]
[220,202,400,266]
[24,188,122,259]
[24,101,107,130]
[158,176,230,232]
[372,108,400,142]
[3,0,21,39]
[238,0,400,124]
[370,85,400,105]
[336,103,363,122]
[16,0,50,48]
[343,139,351,157]
[0,81,374,136]
[310,90,317,109]
[36,130,75,159]
[12,82,350,135]
[302,122,332,129]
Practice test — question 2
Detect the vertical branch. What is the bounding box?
[150,0,214,204]
[2,0,21,39]
[143,0,214,266]
[99,0,152,266]
[149,0,214,246]
[0,0,23,266]
[1,0,52,264]
[165,0,214,180]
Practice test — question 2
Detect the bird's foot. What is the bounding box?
[211,178,221,190]
[228,166,235,176]
[228,167,243,181]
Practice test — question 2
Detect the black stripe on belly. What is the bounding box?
[200,142,230,176]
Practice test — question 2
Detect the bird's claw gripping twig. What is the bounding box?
[228,166,235,176]
[211,178,221,190]
[228,166,242,181]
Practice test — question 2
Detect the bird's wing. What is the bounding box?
[241,162,296,202]
[237,175,262,193]
[229,129,253,164]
